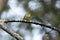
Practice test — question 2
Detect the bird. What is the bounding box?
[0,0,8,16]
[24,12,31,20]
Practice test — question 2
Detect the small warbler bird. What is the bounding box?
[24,12,31,20]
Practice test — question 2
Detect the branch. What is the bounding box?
[3,20,60,33]
[0,23,23,40]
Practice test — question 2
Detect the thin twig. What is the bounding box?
[3,20,60,33]
[0,23,23,40]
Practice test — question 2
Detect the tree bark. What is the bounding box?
[0,0,8,14]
